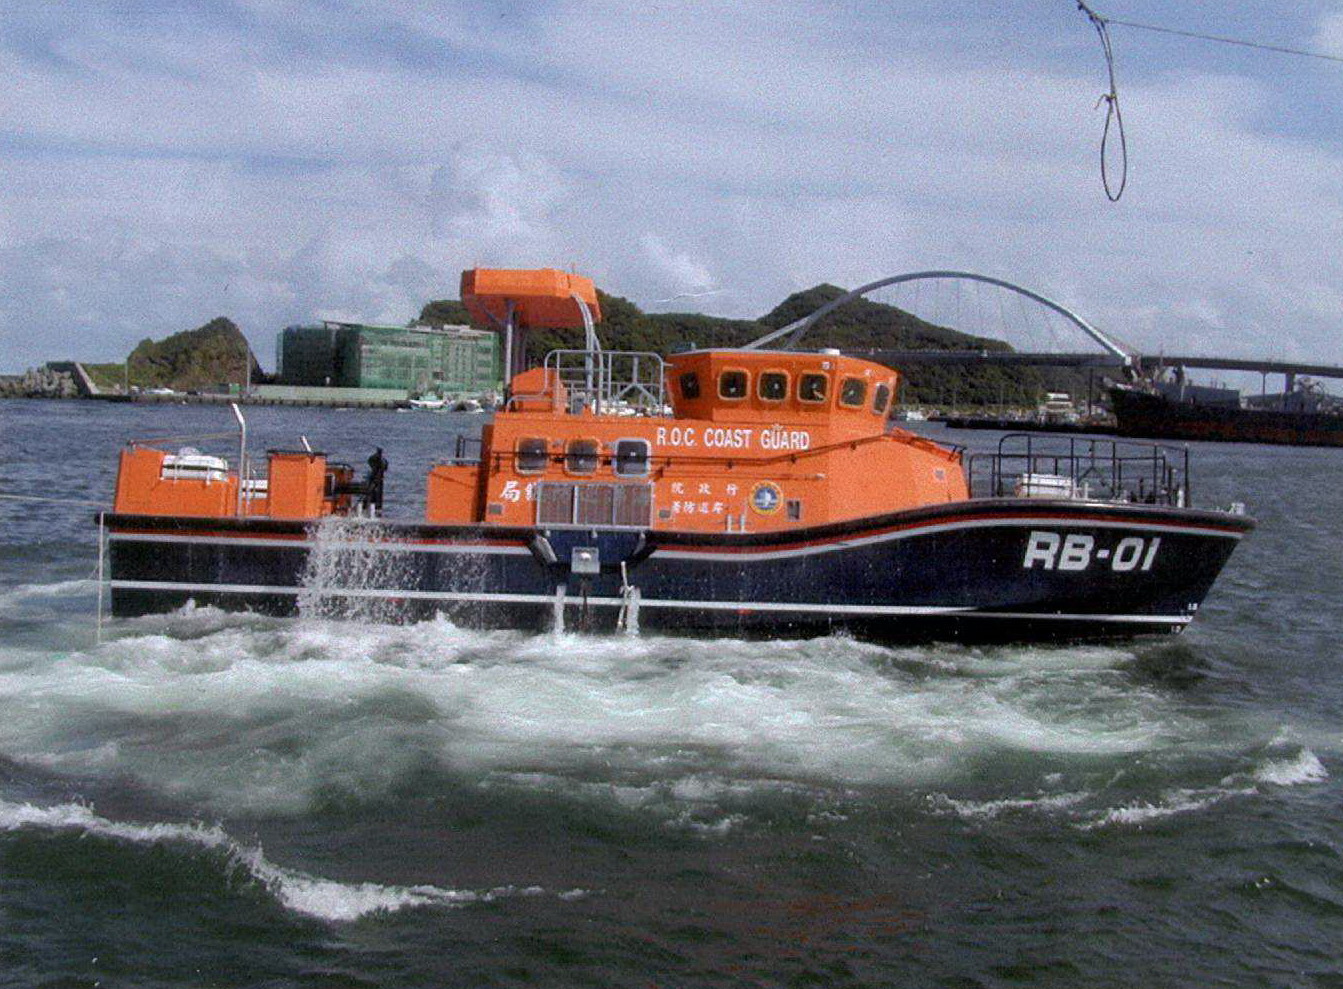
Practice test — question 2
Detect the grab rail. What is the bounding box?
[967,433,1190,506]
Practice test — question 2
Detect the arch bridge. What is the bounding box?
[742,271,1343,384]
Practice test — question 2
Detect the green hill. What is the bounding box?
[418,285,1089,407]
[125,317,260,391]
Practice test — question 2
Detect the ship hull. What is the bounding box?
[104,499,1251,644]
[1112,386,1343,447]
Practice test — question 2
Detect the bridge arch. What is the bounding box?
[743,271,1134,366]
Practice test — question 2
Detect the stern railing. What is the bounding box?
[967,433,1190,506]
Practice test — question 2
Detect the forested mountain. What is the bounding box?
[419,284,1086,405]
[124,318,260,391]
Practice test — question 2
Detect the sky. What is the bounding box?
[2,0,1342,374]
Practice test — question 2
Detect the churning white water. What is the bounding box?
[0,584,1328,836]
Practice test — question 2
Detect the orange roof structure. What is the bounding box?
[460,268,601,330]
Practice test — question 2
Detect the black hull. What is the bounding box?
[104,499,1251,644]
[1112,387,1343,448]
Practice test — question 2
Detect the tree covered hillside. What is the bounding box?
[419,285,1088,406]
[126,317,261,391]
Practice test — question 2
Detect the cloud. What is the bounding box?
[1313,11,1343,57]
[1,1,1342,373]
[638,235,715,296]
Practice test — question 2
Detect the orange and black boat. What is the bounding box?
[102,268,1253,642]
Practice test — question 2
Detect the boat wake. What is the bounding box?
[0,610,1330,833]
[0,799,573,922]
[0,578,97,609]
[928,744,1328,830]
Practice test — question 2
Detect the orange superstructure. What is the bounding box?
[112,446,354,520]
[426,347,966,533]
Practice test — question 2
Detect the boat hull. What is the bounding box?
[1112,386,1343,447]
[103,499,1251,644]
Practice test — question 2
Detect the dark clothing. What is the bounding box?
[366,449,388,512]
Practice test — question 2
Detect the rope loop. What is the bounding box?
[1076,0,1129,201]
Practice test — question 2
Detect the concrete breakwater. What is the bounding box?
[1,365,411,408]
[132,385,410,409]
[0,365,84,399]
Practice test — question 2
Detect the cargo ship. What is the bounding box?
[101,269,1254,643]
[1111,377,1343,447]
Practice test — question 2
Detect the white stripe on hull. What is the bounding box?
[655,515,1241,562]
[108,532,532,555]
[108,511,1240,564]
[109,579,1192,626]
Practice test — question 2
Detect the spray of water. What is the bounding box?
[298,516,416,622]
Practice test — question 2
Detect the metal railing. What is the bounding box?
[443,434,484,466]
[967,433,1190,506]
[508,349,668,415]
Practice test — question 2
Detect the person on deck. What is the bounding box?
[366,447,388,514]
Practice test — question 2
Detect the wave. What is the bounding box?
[926,790,1091,821]
[0,799,563,922]
[0,578,97,609]
[0,619,1183,807]
[2,615,1326,829]
[1253,748,1330,786]
[1083,785,1257,829]
[930,747,1330,830]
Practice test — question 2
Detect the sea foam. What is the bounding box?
[0,799,555,922]
[1253,748,1329,786]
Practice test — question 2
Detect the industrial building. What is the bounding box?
[276,322,500,395]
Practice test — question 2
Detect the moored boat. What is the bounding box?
[1111,381,1343,447]
[102,268,1253,643]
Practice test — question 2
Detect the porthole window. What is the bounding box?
[798,373,829,403]
[679,372,701,399]
[840,377,866,408]
[873,383,891,415]
[613,438,651,477]
[516,437,548,474]
[758,371,788,401]
[565,438,600,474]
[718,370,748,400]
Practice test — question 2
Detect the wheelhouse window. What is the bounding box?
[613,438,651,477]
[718,370,748,400]
[679,372,701,399]
[516,437,548,474]
[565,438,600,474]
[758,371,788,402]
[798,373,829,403]
[840,377,867,408]
[873,383,891,415]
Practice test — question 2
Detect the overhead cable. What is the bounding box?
[1102,15,1343,65]
[1073,4,1343,201]
[1076,1,1128,201]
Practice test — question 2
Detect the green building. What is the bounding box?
[277,322,500,395]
